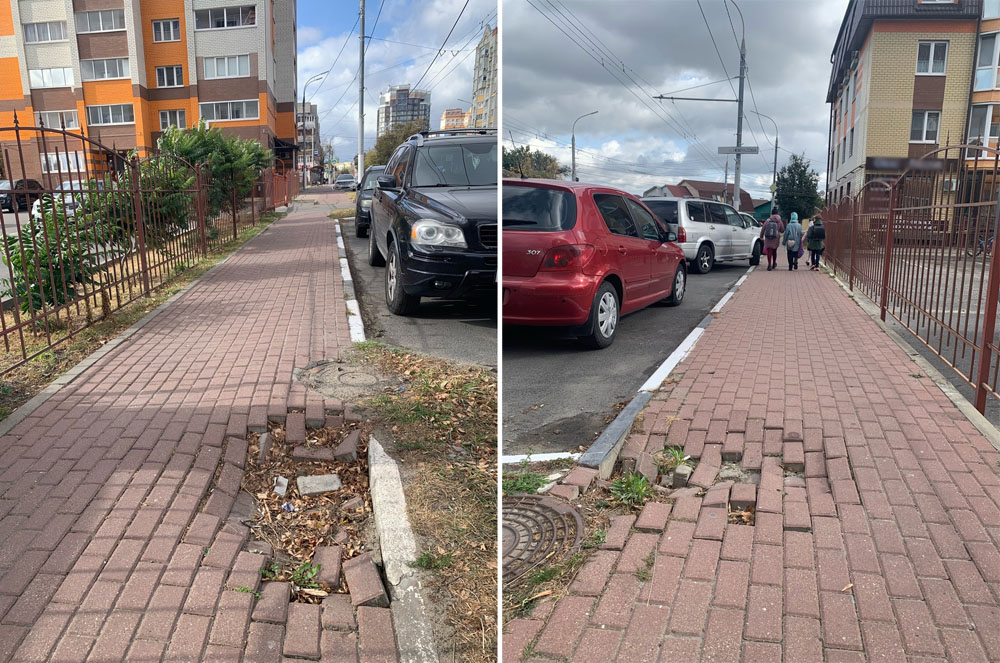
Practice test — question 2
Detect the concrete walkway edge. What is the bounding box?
[336,220,367,343]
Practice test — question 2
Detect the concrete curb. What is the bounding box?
[578,265,757,479]
[822,265,1000,451]
[368,435,439,663]
[335,220,367,343]
[0,216,280,438]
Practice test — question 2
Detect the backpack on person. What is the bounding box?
[764,220,778,239]
[812,224,826,240]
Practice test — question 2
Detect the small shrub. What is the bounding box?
[610,471,652,508]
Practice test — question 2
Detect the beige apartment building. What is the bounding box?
[827,0,981,204]
[440,107,469,130]
[470,25,496,129]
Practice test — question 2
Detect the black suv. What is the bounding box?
[354,164,385,238]
[0,179,43,212]
[368,129,497,315]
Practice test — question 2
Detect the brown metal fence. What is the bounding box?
[819,145,1000,413]
[0,122,288,377]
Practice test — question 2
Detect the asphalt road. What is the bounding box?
[337,201,498,368]
[502,262,749,456]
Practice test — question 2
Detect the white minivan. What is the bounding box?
[642,196,762,273]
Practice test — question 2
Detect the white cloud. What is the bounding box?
[298,26,324,46]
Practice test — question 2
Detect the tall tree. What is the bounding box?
[502,146,569,179]
[775,153,824,220]
[363,120,429,169]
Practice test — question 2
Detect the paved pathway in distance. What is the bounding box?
[504,264,1000,662]
[0,188,400,661]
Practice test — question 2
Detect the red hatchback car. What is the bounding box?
[503,179,687,348]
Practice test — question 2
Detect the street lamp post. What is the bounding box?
[748,110,779,208]
[571,110,598,182]
[300,73,325,189]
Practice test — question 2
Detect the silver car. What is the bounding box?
[642,196,762,273]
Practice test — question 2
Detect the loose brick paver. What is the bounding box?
[0,196,394,661]
[504,265,1000,661]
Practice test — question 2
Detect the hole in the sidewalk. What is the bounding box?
[718,462,760,485]
[244,418,374,603]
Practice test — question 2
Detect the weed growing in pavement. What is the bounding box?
[909,373,924,378]
[412,551,454,571]
[230,586,262,599]
[502,472,547,495]
[634,552,655,582]
[290,561,321,588]
[259,561,281,580]
[610,471,652,508]
[583,529,607,549]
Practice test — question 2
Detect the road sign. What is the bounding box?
[770,184,776,192]
[718,146,759,155]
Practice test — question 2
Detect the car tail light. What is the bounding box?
[676,226,687,243]
[539,244,596,271]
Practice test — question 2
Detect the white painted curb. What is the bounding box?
[501,451,581,465]
[334,221,367,343]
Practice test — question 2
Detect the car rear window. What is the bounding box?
[503,185,577,231]
[644,200,678,225]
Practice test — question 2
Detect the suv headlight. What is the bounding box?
[361,199,371,209]
[411,219,466,248]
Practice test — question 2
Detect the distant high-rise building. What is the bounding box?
[0,0,299,182]
[440,107,469,130]
[470,26,497,129]
[297,102,320,169]
[376,84,430,137]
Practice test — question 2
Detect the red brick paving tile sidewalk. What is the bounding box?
[0,191,398,661]
[504,266,1000,662]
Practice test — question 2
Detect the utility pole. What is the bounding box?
[357,0,365,182]
[748,110,779,208]
[724,158,729,206]
[733,37,746,212]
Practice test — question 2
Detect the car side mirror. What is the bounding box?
[665,231,677,242]
[375,175,397,189]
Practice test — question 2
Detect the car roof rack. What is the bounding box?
[407,128,497,146]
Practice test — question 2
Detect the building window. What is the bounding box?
[28,67,74,88]
[849,128,854,157]
[194,6,256,30]
[967,104,1000,157]
[153,19,181,42]
[841,137,847,164]
[86,104,135,126]
[159,110,186,130]
[910,110,940,143]
[41,151,84,173]
[917,41,948,75]
[199,100,259,121]
[81,58,129,81]
[75,9,126,33]
[156,66,183,87]
[23,21,67,43]
[203,55,250,79]
[35,110,79,129]
[976,33,1000,90]
[988,0,1000,19]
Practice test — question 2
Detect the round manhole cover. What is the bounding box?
[332,370,379,387]
[502,494,583,587]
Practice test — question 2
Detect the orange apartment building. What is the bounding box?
[0,0,298,183]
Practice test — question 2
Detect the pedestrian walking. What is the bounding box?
[806,217,826,270]
[760,210,785,271]
[783,212,803,271]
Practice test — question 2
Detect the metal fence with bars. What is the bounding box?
[0,123,297,378]
[819,145,1000,413]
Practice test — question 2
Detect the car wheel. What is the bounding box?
[750,241,762,266]
[367,227,385,266]
[385,240,420,315]
[355,218,367,238]
[580,281,619,349]
[665,266,686,306]
[694,244,714,274]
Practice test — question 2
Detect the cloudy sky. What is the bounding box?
[296,0,496,161]
[502,0,850,199]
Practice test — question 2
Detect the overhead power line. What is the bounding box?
[413,0,471,89]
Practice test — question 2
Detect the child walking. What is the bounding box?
[759,211,785,271]
[806,217,826,270]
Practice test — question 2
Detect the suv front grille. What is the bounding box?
[479,224,497,250]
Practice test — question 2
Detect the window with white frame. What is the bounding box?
[194,6,256,30]
[976,33,1000,90]
[159,110,186,130]
[81,58,129,81]
[156,66,183,87]
[917,41,948,75]
[152,18,181,42]
[203,55,250,79]
[28,67,74,88]
[35,110,79,129]
[75,9,125,33]
[41,151,84,173]
[85,104,135,125]
[199,100,259,121]
[967,104,1000,155]
[23,21,67,43]
[988,0,1000,19]
[910,111,940,143]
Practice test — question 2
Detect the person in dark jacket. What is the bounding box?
[806,218,826,270]
[759,211,785,271]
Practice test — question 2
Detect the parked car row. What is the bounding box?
[502,180,761,348]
